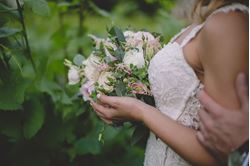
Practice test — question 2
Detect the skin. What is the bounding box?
[91,11,248,166]
[197,73,249,162]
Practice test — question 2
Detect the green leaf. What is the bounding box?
[74,136,101,155]
[0,27,22,38]
[131,124,149,146]
[0,73,29,110]
[114,26,125,42]
[51,25,69,48]
[73,54,85,66]
[89,1,111,18]
[38,79,72,105]
[114,47,125,61]
[136,94,155,106]
[109,26,126,43]
[0,3,13,11]
[23,99,45,139]
[115,81,126,96]
[108,26,125,42]
[57,2,71,12]
[0,3,19,18]
[24,0,50,16]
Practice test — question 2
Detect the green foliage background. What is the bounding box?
[0,0,185,165]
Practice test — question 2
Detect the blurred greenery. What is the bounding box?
[0,0,185,165]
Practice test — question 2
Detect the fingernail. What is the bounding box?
[97,94,101,99]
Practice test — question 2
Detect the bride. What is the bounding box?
[91,0,248,165]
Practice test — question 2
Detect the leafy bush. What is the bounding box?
[0,0,183,165]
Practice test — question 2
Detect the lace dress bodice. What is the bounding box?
[144,3,248,166]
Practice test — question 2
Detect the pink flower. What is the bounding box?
[80,81,95,101]
[147,37,161,50]
[98,63,109,72]
[115,64,132,75]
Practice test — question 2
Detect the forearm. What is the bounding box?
[139,104,219,166]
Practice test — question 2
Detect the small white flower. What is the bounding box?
[104,46,117,62]
[97,72,114,92]
[123,47,145,68]
[125,31,156,48]
[134,31,155,41]
[83,54,101,82]
[124,30,135,39]
[68,67,80,85]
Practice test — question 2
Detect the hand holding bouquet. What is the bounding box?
[64,26,162,143]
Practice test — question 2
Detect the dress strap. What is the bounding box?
[179,23,204,48]
[179,3,248,48]
[169,25,191,44]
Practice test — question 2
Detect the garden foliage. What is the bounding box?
[0,0,183,165]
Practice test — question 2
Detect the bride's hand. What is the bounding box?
[90,94,149,124]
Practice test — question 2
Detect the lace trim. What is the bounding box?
[208,3,248,20]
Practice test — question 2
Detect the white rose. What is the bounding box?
[124,30,135,39]
[134,31,155,41]
[68,67,80,85]
[97,72,114,92]
[104,46,117,62]
[83,54,101,82]
[123,47,145,68]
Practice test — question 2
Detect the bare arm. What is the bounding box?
[196,10,248,161]
[140,103,219,166]
[198,11,248,109]
[92,95,218,166]
[197,73,248,159]
[91,10,248,166]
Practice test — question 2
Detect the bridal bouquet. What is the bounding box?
[64,26,162,144]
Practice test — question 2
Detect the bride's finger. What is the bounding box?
[93,108,105,118]
[91,101,116,119]
[100,117,113,125]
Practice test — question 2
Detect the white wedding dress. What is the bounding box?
[144,3,248,166]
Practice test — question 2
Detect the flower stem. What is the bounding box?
[16,0,36,73]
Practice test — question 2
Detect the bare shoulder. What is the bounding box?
[200,10,248,48]
[198,10,248,109]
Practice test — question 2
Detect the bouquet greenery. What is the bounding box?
[64,26,162,144]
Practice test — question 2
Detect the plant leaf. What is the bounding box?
[114,26,125,42]
[0,73,29,110]
[74,136,101,155]
[114,47,125,61]
[23,98,45,139]
[89,1,111,18]
[0,3,19,18]
[131,124,149,146]
[115,81,126,96]
[0,27,22,38]
[24,0,50,16]
[73,54,85,66]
